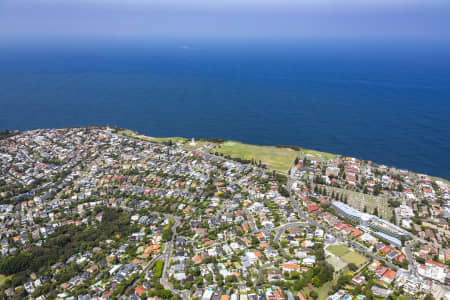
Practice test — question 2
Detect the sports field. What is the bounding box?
[326,244,368,267]
[341,251,367,267]
[327,244,349,256]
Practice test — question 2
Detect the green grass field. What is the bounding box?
[213,141,299,173]
[327,245,349,256]
[118,129,300,173]
[302,148,338,161]
[327,245,368,267]
[341,251,368,267]
[119,129,340,173]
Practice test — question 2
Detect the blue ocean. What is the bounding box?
[1,39,449,178]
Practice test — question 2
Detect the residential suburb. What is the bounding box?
[0,127,449,300]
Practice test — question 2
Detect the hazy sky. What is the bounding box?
[1,0,450,41]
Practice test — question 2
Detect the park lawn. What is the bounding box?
[150,136,189,144]
[327,245,367,267]
[341,251,368,267]
[302,148,337,161]
[214,141,299,173]
[327,244,350,257]
[119,129,349,173]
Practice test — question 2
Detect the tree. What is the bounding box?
[216,273,224,282]
[348,263,358,271]
[311,276,321,287]
[317,262,334,283]
[293,279,306,291]
[156,289,173,299]
[373,184,381,196]
[290,271,300,280]
[162,228,173,241]
[279,186,290,197]
[309,291,318,300]
[204,273,213,284]
[424,294,435,300]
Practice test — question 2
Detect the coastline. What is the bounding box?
[114,127,450,184]
[3,125,449,183]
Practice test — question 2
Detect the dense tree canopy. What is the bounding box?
[0,208,134,276]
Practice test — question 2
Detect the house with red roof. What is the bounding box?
[341,225,353,235]
[375,266,388,278]
[135,286,147,297]
[193,255,202,264]
[282,263,300,272]
[308,203,319,212]
[380,245,394,255]
[351,229,363,238]
[335,223,346,231]
[395,254,406,263]
[382,270,397,284]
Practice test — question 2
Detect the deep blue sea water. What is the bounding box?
[1,39,449,178]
